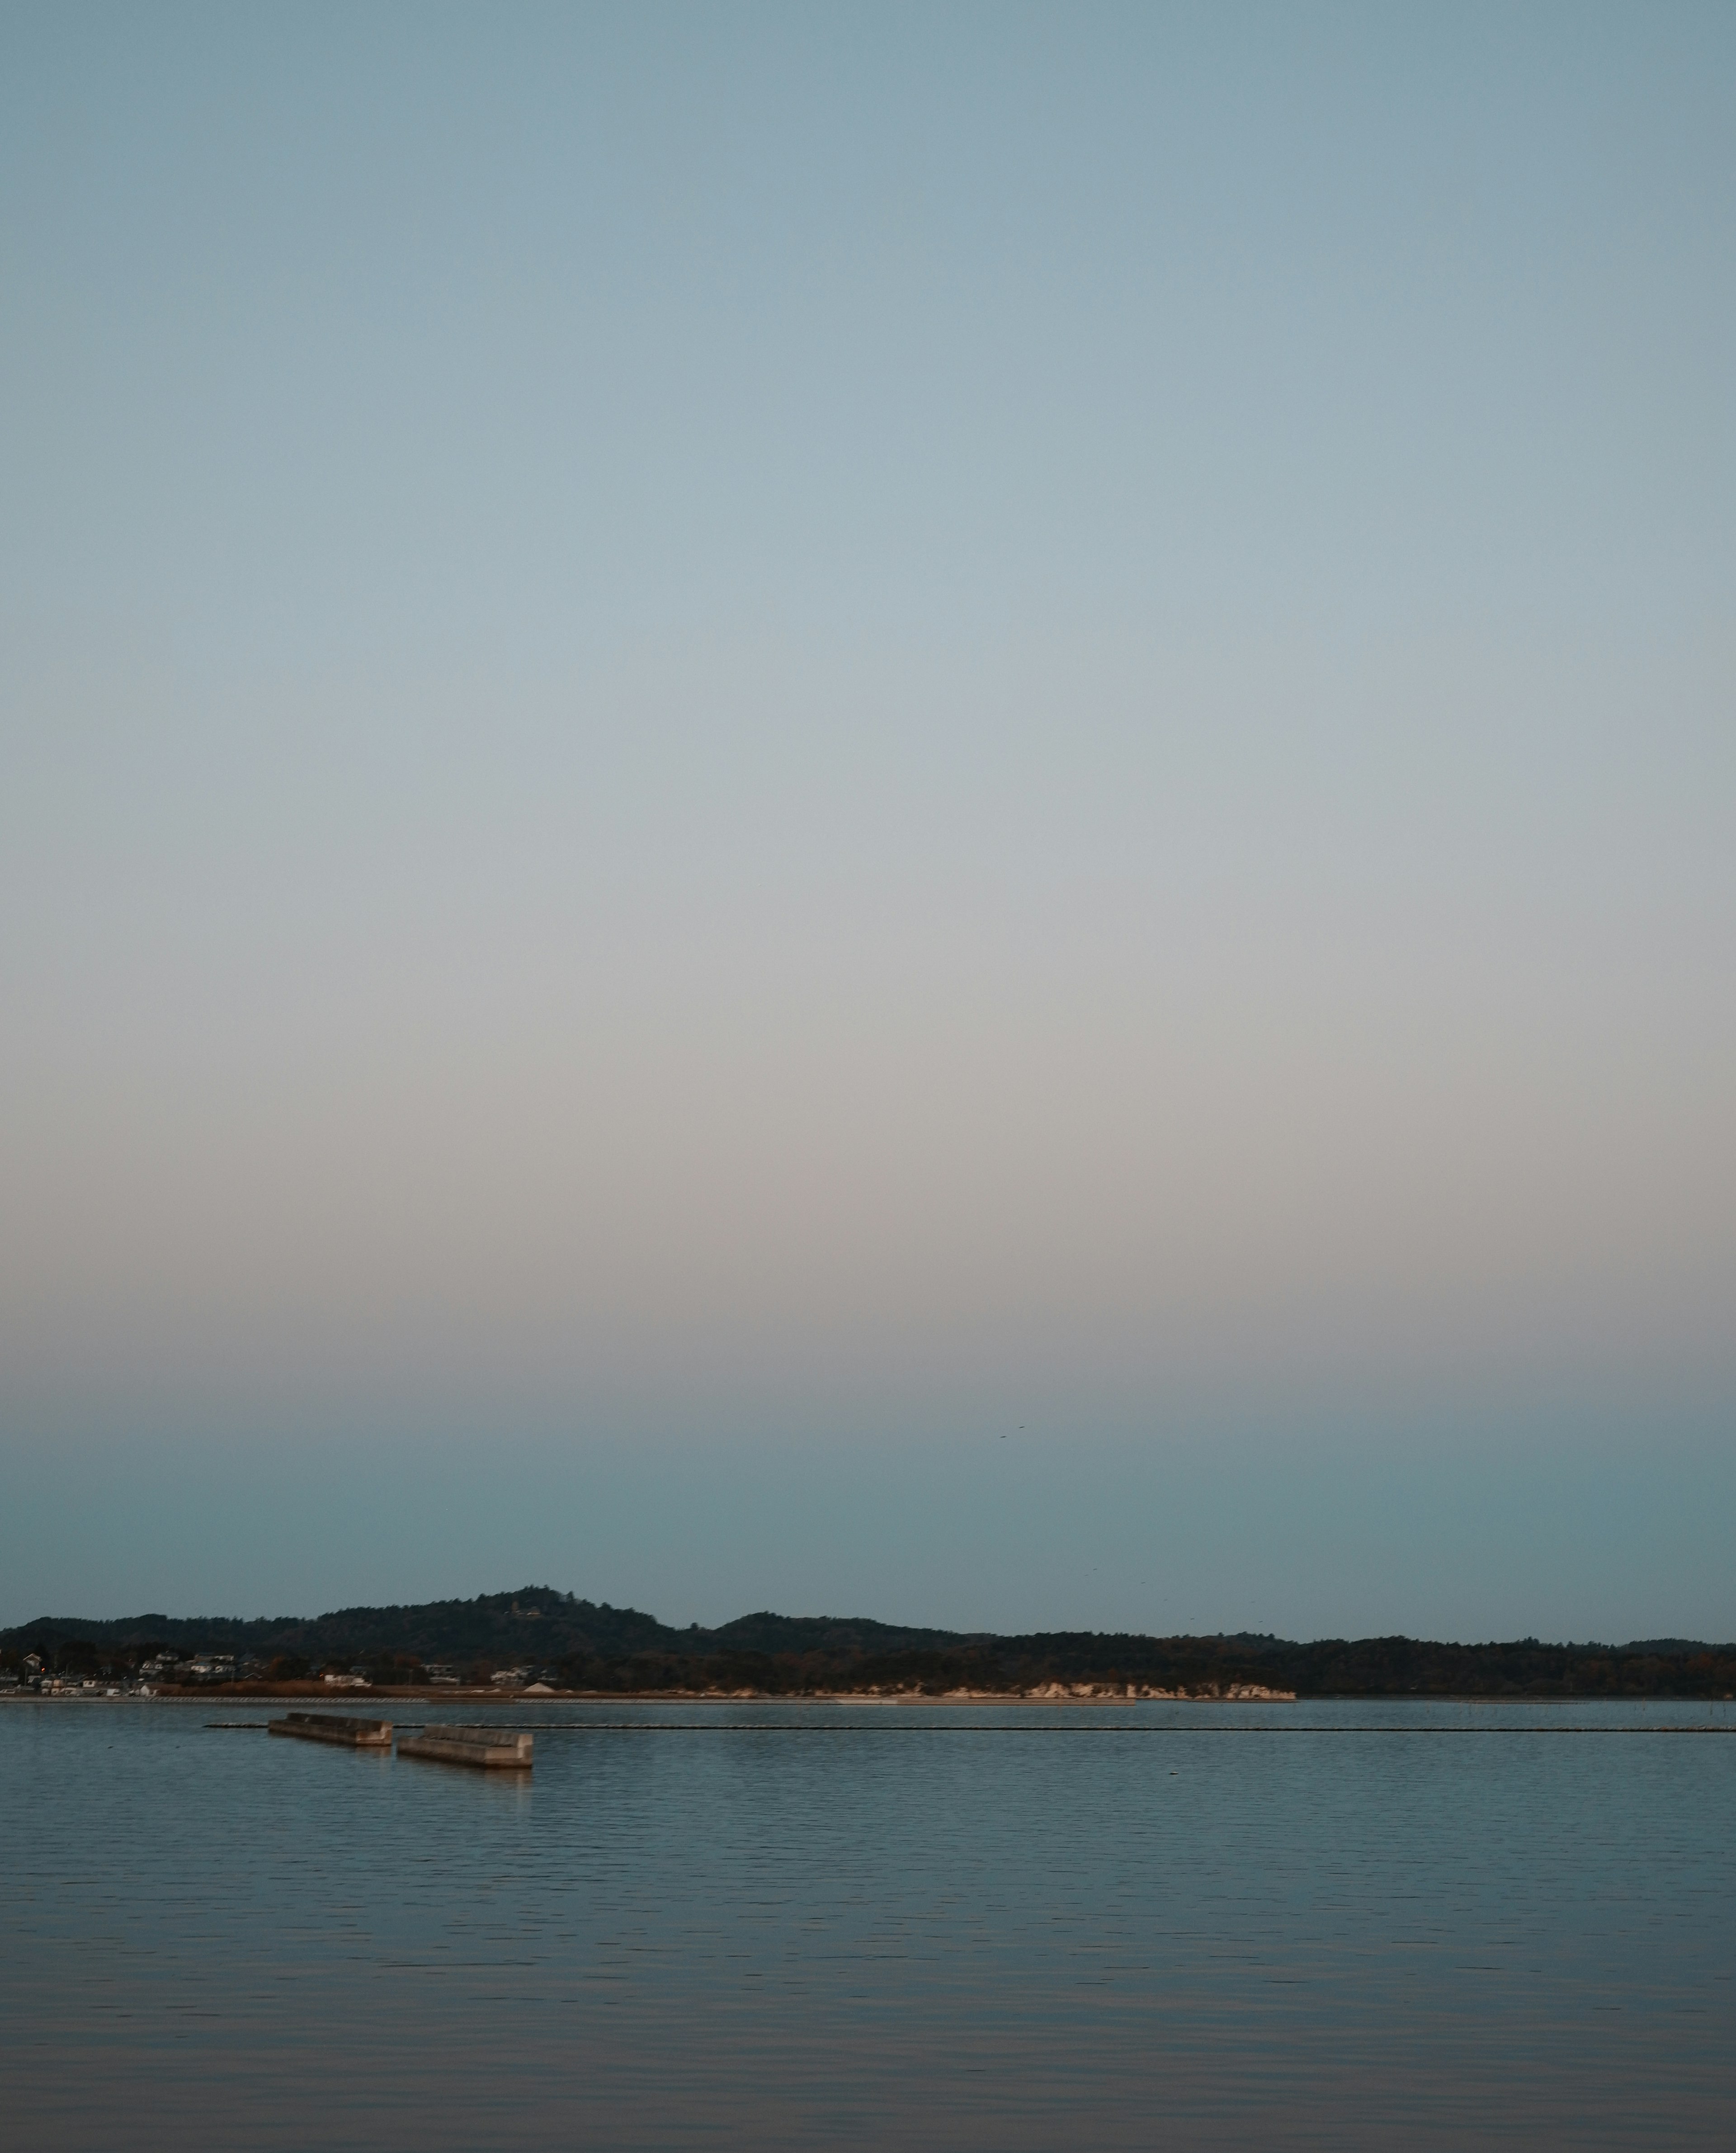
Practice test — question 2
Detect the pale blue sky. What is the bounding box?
[3,2,1731,1636]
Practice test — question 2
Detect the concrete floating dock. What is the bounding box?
[397,1725,533,1770]
[268,1712,393,1748]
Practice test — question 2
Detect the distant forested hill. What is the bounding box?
[4,1589,1734,1695]
[1,1587,677,1668]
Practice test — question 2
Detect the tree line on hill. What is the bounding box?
[4,1586,1733,1696]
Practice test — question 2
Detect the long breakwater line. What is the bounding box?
[205,1719,1736,1735]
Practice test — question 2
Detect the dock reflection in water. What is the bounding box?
[3,1699,1732,2149]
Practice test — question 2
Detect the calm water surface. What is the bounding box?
[5,1698,1733,2148]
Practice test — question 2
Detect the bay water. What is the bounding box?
[5,1698,1732,2148]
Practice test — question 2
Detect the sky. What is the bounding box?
[2,1,1732,1640]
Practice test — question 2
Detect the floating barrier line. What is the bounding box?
[207,1720,1736,1736]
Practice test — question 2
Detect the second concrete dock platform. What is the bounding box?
[397,1725,533,1770]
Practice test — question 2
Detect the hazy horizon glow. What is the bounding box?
[3,3,1732,1638]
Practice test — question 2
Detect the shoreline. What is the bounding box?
[4,1686,1281,1705]
[9,1688,1723,1707]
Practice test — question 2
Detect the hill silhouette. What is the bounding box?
[5,1588,1735,1697]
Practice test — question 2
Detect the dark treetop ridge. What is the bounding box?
[5,1588,1735,1696]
